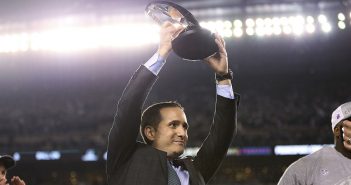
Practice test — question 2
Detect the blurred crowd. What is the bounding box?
[1,76,350,152]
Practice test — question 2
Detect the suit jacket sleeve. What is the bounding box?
[106,65,158,180]
[193,93,240,183]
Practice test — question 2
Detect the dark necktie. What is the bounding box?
[167,161,182,185]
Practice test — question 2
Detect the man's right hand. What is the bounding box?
[157,21,184,59]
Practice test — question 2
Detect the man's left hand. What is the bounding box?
[204,33,228,75]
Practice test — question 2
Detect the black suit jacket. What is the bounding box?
[107,65,239,185]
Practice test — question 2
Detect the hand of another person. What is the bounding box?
[0,176,8,185]
[343,119,351,151]
[157,21,184,59]
[11,176,25,185]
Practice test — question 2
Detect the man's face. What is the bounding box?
[0,165,7,184]
[151,107,188,158]
[342,119,351,151]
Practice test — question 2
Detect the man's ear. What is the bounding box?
[144,126,156,141]
[334,125,341,137]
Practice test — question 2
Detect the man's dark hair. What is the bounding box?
[140,101,184,144]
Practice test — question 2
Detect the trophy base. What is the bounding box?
[172,28,218,61]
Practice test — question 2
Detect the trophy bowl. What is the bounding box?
[145,1,218,61]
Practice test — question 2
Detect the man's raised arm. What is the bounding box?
[106,22,184,179]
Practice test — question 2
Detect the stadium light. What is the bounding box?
[306,24,316,33]
[306,16,314,24]
[273,26,282,35]
[234,19,242,28]
[280,17,289,25]
[318,14,328,23]
[272,17,280,25]
[338,13,346,21]
[264,18,272,26]
[292,25,304,35]
[246,27,255,36]
[256,18,264,26]
[283,26,292,35]
[35,151,61,160]
[81,149,98,161]
[264,26,273,36]
[321,23,332,33]
[0,13,349,54]
[338,21,346,29]
[255,26,265,36]
[13,152,21,161]
[233,28,243,37]
[245,18,255,27]
[200,20,233,37]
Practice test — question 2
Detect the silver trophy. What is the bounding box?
[145,1,218,61]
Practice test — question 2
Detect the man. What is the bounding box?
[106,22,239,185]
[0,155,26,185]
[278,101,351,185]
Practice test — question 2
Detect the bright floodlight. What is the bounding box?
[245,18,255,27]
[272,17,280,26]
[288,16,296,25]
[213,20,233,37]
[0,33,29,53]
[199,21,207,28]
[224,20,232,28]
[338,13,346,21]
[292,25,304,35]
[255,27,265,36]
[264,27,273,36]
[233,28,243,37]
[338,21,346,29]
[234,20,243,28]
[27,23,159,52]
[264,18,272,26]
[306,24,315,33]
[256,18,264,26]
[215,20,225,29]
[306,16,314,24]
[295,15,305,25]
[283,26,292,34]
[222,29,233,38]
[321,23,332,33]
[318,14,327,23]
[279,17,289,26]
[273,26,282,35]
[246,27,254,36]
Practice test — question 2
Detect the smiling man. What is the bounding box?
[278,101,351,185]
[106,22,239,185]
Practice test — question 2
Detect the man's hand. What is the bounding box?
[343,120,351,151]
[0,176,8,185]
[11,176,25,185]
[157,21,184,59]
[204,33,231,85]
